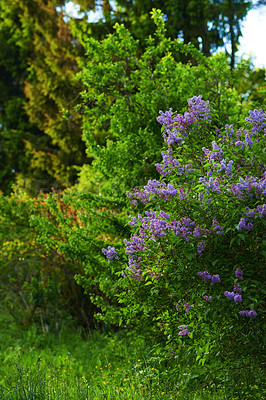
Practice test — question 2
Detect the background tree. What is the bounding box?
[114,0,252,67]
[0,0,41,193]
[0,0,95,194]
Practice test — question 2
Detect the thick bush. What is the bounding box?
[101,96,265,394]
[0,189,94,330]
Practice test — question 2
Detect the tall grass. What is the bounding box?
[0,312,263,399]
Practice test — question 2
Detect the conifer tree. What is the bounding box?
[0,0,95,193]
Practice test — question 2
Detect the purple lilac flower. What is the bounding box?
[181,217,195,227]
[244,207,257,218]
[124,234,146,255]
[224,291,235,300]
[178,325,190,336]
[198,270,211,282]
[199,177,221,194]
[157,96,211,148]
[187,95,211,121]
[229,176,266,200]
[193,225,201,238]
[238,217,254,231]
[235,140,245,149]
[102,246,119,261]
[212,218,224,235]
[127,180,178,204]
[245,134,254,147]
[233,280,243,293]
[211,141,224,159]
[257,204,266,217]
[211,274,221,285]
[157,108,174,126]
[204,296,212,302]
[239,310,257,317]
[123,265,143,281]
[218,159,234,175]
[128,216,139,227]
[183,300,191,313]
[122,256,143,281]
[245,108,266,135]
[235,267,244,280]
[197,240,206,254]
[202,141,223,162]
[234,294,242,303]
[238,218,246,231]
[198,192,203,202]
[246,221,254,231]
[224,124,235,140]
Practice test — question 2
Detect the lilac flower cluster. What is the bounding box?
[217,159,234,175]
[257,204,266,217]
[124,209,213,279]
[197,270,221,285]
[155,151,194,177]
[235,134,254,149]
[202,141,224,161]
[172,219,210,243]
[224,291,242,302]
[199,176,221,194]
[235,267,244,281]
[178,325,190,336]
[157,96,211,147]
[198,172,265,206]
[238,217,253,231]
[203,295,212,302]
[197,240,206,254]
[123,256,143,281]
[127,179,178,204]
[218,160,234,175]
[156,96,211,177]
[227,175,266,200]
[224,268,244,303]
[238,204,266,231]
[224,291,235,300]
[183,300,191,313]
[239,310,257,317]
[187,95,211,120]
[233,280,243,293]
[212,218,224,235]
[102,246,119,261]
[124,234,146,255]
[245,108,266,135]
[210,274,221,285]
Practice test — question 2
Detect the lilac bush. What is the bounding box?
[102,96,265,376]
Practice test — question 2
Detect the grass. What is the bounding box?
[0,312,264,399]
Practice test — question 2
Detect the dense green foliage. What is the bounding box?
[0,190,96,330]
[77,9,253,195]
